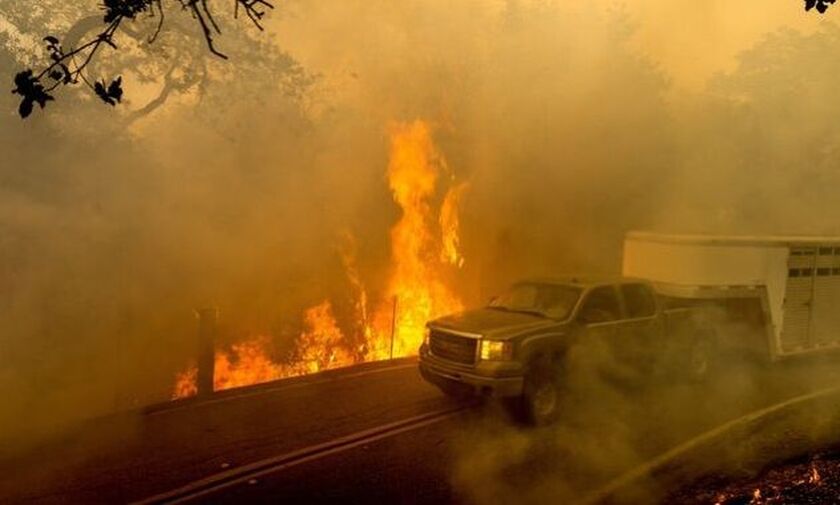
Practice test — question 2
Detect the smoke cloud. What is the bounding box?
[1,0,839,486]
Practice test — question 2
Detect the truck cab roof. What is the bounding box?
[518,276,650,289]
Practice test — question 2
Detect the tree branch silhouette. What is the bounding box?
[11,0,274,118]
[806,0,836,13]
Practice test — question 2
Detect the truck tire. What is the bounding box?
[520,358,562,426]
[685,331,717,381]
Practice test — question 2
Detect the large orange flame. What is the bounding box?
[440,182,468,268]
[214,336,285,391]
[293,301,355,375]
[172,120,465,399]
[364,121,464,360]
[338,231,373,352]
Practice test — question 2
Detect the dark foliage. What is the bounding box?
[806,0,837,13]
[102,0,153,23]
[11,0,275,118]
[12,70,54,118]
[94,77,124,106]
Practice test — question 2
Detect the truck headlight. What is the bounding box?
[423,326,431,347]
[479,340,513,361]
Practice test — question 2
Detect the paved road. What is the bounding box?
[0,360,455,504]
[180,358,840,505]
[2,356,840,504]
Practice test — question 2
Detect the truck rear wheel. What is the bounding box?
[685,331,717,381]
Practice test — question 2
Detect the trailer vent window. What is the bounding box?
[834,247,840,255]
[818,268,831,276]
[820,247,833,255]
[834,268,840,276]
[802,268,814,277]
[789,268,801,278]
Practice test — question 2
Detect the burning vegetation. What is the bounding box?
[671,452,840,505]
[172,120,465,398]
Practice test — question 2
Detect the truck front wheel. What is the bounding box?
[520,359,562,426]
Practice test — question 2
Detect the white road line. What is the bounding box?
[131,405,466,504]
[150,361,418,416]
[578,384,840,505]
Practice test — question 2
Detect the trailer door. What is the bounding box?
[810,246,840,348]
[781,247,816,352]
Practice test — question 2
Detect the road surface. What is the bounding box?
[2,356,840,504]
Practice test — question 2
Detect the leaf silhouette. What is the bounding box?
[805,0,837,13]
[12,70,54,118]
[18,99,34,119]
[94,81,116,106]
[12,0,275,118]
[93,77,123,106]
[107,77,123,103]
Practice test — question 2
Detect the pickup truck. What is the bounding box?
[418,277,710,425]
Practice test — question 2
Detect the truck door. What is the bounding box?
[810,245,840,349]
[575,286,623,374]
[618,283,661,373]
[781,247,816,352]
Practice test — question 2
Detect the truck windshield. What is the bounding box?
[489,283,582,320]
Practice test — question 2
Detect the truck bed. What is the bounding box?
[654,283,776,361]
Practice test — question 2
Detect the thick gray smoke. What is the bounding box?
[1,0,838,477]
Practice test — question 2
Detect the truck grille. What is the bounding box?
[429,329,477,365]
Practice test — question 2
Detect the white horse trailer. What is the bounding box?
[623,231,840,360]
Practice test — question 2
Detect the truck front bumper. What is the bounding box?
[418,346,524,398]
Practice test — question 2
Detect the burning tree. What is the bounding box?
[363,121,465,360]
[172,120,467,398]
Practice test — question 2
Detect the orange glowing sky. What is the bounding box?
[617,0,825,91]
[268,0,831,94]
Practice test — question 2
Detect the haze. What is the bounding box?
[0,0,836,452]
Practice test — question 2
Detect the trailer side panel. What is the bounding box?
[623,238,788,343]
